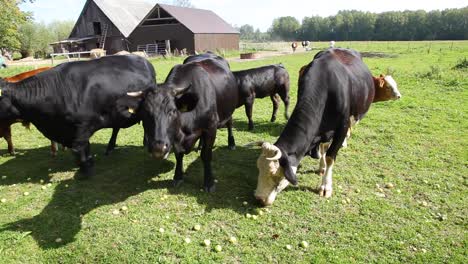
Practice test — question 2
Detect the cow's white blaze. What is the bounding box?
[384,76,401,99]
[255,142,289,206]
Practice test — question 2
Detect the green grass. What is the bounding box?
[0,41,467,263]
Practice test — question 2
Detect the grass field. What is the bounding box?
[0,41,467,263]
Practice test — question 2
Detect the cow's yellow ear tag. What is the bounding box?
[128,107,135,114]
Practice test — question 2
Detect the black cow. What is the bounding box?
[0,55,156,178]
[233,64,290,130]
[254,48,377,206]
[183,51,230,69]
[118,55,238,192]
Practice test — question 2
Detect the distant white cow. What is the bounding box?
[329,41,336,48]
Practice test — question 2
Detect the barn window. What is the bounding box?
[93,22,102,35]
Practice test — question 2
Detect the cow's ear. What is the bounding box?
[379,78,385,88]
[279,154,297,186]
[116,91,146,118]
[175,92,198,113]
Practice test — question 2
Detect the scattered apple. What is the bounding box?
[203,239,211,246]
[214,245,222,252]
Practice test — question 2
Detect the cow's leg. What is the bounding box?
[173,152,185,187]
[319,125,348,198]
[5,127,15,155]
[50,141,58,157]
[201,128,217,192]
[227,117,236,150]
[318,142,330,176]
[278,88,290,120]
[105,128,120,155]
[72,141,94,180]
[245,95,254,130]
[270,94,280,122]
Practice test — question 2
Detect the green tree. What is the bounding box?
[18,20,73,58]
[270,16,300,41]
[239,24,255,40]
[0,0,33,50]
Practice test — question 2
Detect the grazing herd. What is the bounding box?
[0,48,401,206]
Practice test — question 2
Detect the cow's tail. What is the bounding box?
[278,63,285,68]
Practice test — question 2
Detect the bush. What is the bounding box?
[453,58,468,70]
[417,65,443,80]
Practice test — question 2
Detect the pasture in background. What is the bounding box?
[0,41,467,262]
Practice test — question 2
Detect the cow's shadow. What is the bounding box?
[232,118,285,137]
[165,146,261,213]
[0,144,174,249]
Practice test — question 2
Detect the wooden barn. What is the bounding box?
[56,0,239,55]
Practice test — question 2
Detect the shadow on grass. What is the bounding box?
[232,118,285,137]
[0,144,174,249]
[166,146,262,213]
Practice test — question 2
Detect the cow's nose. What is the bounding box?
[255,196,267,207]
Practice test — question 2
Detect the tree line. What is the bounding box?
[239,7,468,41]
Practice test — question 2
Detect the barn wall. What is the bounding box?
[129,24,195,52]
[194,34,239,52]
[69,1,123,38]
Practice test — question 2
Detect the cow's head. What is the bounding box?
[374,74,401,102]
[118,85,197,159]
[255,142,297,206]
[0,86,21,121]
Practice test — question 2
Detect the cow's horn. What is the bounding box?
[243,141,264,147]
[173,84,191,96]
[263,143,282,161]
[127,91,143,97]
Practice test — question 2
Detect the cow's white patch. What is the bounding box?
[384,76,401,99]
[318,143,328,175]
[319,157,334,198]
[291,166,297,174]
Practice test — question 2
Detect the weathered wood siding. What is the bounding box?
[129,24,195,52]
[69,1,122,38]
[194,34,239,52]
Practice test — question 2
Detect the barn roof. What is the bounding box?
[148,4,239,34]
[93,0,153,37]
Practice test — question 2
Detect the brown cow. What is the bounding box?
[0,67,61,156]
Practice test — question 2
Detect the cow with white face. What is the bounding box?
[254,142,297,206]
[373,74,401,102]
[253,48,395,206]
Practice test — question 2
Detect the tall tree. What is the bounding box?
[270,16,300,41]
[0,0,33,50]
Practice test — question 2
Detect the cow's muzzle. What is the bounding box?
[151,142,170,160]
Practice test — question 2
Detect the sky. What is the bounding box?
[20,0,467,32]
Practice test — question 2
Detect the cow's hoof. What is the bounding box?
[228,145,236,150]
[318,186,333,198]
[248,123,254,130]
[173,179,184,188]
[75,168,94,180]
[204,184,216,193]
[270,117,276,122]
